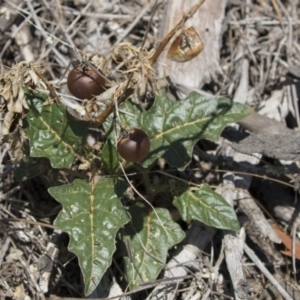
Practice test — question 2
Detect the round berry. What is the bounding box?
[117,128,150,162]
[67,66,105,100]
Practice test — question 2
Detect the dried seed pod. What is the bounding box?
[167,26,204,63]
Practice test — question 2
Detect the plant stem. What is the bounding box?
[134,164,152,198]
[94,0,206,125]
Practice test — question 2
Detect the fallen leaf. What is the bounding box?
[272,223,300,259]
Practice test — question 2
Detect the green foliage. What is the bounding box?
[102,138,119,173]
[48,178,129,296]
[15,156,44,181]
[24,88,49,113]
[21,89,251,296]
[124,203,185,290]
[173,183,240,231]
[119,92,252,170]
[25,103,89,168]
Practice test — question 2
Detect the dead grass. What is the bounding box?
[1,0,300,299]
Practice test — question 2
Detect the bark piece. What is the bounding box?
[230,132,300,161]
[218,177,250,300]
[223,117,300,162]
[238,112,291,135]
[157,0,225,88]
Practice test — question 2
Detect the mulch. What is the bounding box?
[1,0,300,299]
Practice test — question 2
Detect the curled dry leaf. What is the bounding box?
[0,63,47,136]
[0,62,48,159]
[2,111,15,136]
[167,26,204,63]
[65,2,207,125]
[272,223,300,260]
[111,42,157,101]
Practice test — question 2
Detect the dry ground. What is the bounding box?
[1,0,300,299]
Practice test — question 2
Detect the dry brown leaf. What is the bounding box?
[272,223,300,259]
[6,248,23,263]
[2,110,15,136]
[0,62,49,162]
[12,285,25,300]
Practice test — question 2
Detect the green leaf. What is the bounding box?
[102,138,119,173]
[25,104,89,168]
[15,156,44,181]
[173,183,240,231]
[120,92,251,170]
[48,178,129,296]
[13,140,45,182]
[124,203,185,290]
[24,88,48,113]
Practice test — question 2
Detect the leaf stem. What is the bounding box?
[134,164,152,199]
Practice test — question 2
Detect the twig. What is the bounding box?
[244,243,293,300]
[150,0,206,65]
[93,82,134,125]
[0,237,11,268]
[25,0,68,66]
[32,66,60,103]
[291,223,297,282]
[39,2,92,62]
[3,218,55,229]
[271,0,283,24]
[94,0,206,125]
[201,289,211,300]
[114,1,155,46]
[140,0,160,50]
[213,177,249,300]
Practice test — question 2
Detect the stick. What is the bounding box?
[244,243,293,300]
[32,66,60,104]
[95,0,206,125]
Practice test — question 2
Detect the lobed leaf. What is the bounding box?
[24,88,48,112]
[120,92,252,170]
[102,138,119,173]
[25,104,89,168]
[49,178,129,296]
[173,183,240,231]
[15,156,45,181]
[124,203,185,290]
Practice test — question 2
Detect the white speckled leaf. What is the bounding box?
[124,204,185,290]
[49,178,129,296]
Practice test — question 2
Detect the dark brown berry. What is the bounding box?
[117,128,150,162]
[67,67,105,100]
